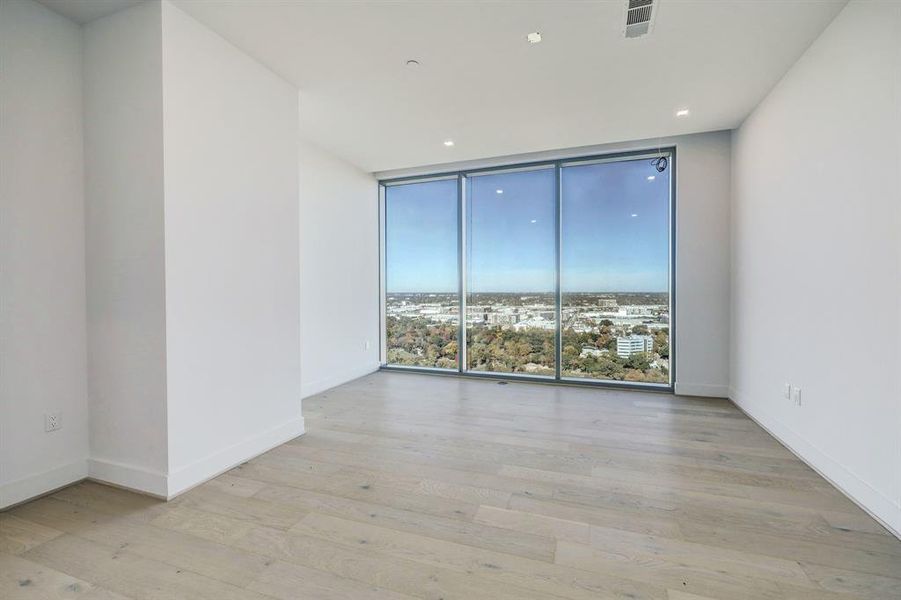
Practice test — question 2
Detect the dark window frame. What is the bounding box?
[378,146,676,392]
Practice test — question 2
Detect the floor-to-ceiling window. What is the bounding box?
[383,177,460,369]
[380,149,673,388]
[466,167,557,376]
[560,157,671,384]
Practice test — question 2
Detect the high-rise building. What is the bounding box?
[616,335,654,358]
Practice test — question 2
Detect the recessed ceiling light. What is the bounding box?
[530,219,537,223]
[647,175,655,181]
[675,108,690,117]
[631,213,638,217]
[526,32,542,44]
[443,140,454,147]
[405,59,420,67]
[496,189,504,194]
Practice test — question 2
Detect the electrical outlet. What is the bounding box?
[791,387,802,406]
[45,412,61,432]
[364,340,371,351]
[783,383,792,400]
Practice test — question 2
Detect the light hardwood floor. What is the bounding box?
[2,371,900,599]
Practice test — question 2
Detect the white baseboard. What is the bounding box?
[301,362,379,399]
[166,416,305,499]
[88,457,168,499]
[3,418,306,508]
[0,459,88,509]
[674,382,730,398]
[730,387,901,540]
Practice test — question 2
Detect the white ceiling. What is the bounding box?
[170,0,846,173]
[44,0,847,173]
[37,0,143,24]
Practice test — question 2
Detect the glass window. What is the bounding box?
[384,178,459,369]
[381,151,673,388]
[465,168,556,376]
[560,158,671,384]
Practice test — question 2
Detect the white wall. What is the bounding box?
[670,132,732,397]
[299,140,380,398]
[3,0,303,503]
[85,1,303,498]
[161,1,302,495]
[731,0,901,535]
[0,0,89,508]
[83,1,169,495]
[375,131,733,397]
[5,0,307,506]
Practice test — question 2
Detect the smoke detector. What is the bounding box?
[624,0,656,39]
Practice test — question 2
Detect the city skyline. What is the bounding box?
[385,290,670,383]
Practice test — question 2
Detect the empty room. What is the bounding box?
[1,0,900,598]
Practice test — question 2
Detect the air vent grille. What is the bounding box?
[627,0,653,25]
[628,0,654,10]
[625,0,655,38]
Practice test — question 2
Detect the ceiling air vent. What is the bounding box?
[624,0,656,39]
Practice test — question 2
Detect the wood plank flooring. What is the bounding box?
[2,371,899,599]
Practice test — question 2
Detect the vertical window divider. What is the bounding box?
[554,162,563,381]
[378,184,387,366]
[458,174,467,373]
[668,148,677,389]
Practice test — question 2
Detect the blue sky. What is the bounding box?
[385,158,669,293]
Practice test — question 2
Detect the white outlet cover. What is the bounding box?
[791,387,802,406]
[783,383,792,399]
[45,412,61,432]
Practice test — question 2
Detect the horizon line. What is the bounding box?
[386,291,669,295]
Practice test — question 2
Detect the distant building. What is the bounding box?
[465,305,488,324]
[513,316,556,331]
[597,298,618,309]
[616,335,654,358]
[488,313,520,326]
[580,346,607,359]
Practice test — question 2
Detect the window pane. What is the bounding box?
[385,179,459,369]
[561,158,671,384]
[466,168,556,376]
